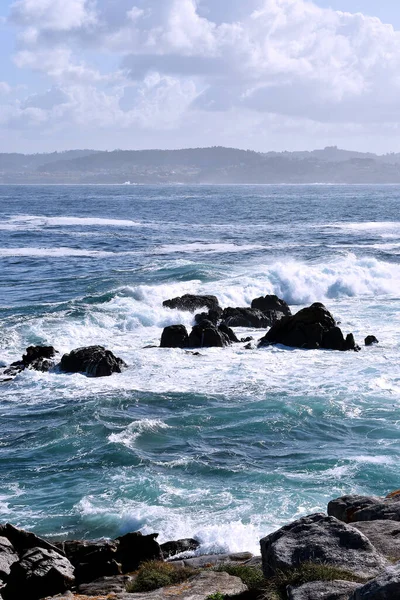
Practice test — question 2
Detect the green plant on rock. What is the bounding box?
[214,564,265,590]
[126,560,196,593]
[206,593,225,600]
[262,562,365,600]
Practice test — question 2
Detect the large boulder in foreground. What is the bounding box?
[163,294,220,313]
[260,513,387,579]
[60,346,127,377]
[115,532,162,573]
[328,493,400,523]
[288,580,361,600]
[160,325,190,348]
[6,547,74,600]
[349,564,400,599]
[259,303,359,351]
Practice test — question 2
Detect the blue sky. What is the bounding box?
[2,0,400,153]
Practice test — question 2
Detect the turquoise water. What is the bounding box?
[0,184,399,553]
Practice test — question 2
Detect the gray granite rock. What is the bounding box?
[78,574,133,596]
[328,494,400,523]
[183,551,253,568]
[352,521,400,560]
[260,513,388,579]
[349,563,400,599]
[288,580,361,600]
[0,537,18,578]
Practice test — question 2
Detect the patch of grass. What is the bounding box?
[214,564,265,590]
[126,560,196,593]
[206,593,225,600]
[262,563,365,600]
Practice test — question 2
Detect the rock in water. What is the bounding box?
[328,493,400,523]
[115,532,162,573]
[349,564,400,599]
[365,335,379,346]
[259,303,359,350]
[163,294,220,312]
[221,307,273,328]
[161,538,200,558]
[188,320,231,348]
[251,294,292,317]
[260,513,387,579]
[60,346,127,377]
[23,346,57,372]
[160,325,189,348]
[7,547,74,600]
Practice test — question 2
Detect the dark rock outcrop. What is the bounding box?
[328,493,400,523]
[58,539,120,584]
[221,307,273,328]
[188,320,231,348]
[260,513,387,579]
[160,325,190,348]
[218,323,240,343]
[194,308,223,326]
[0,524,64,557]
[251,294,292,317]
[259,303,359,350]
[115,531,163,573]
[0,537,18,580]
[365,336,379,346]
[163,295,220,313]
[6,547,74,600]
[161,538,200,559]
[3,346,57,377]
[350,563,400,599]
[60,346,127,377]
[288,580,361,600]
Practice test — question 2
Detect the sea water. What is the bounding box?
[0,184,399,555]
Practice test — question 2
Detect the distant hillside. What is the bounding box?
[1,146,400,184]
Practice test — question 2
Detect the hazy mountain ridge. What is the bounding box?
[2,146,400,183]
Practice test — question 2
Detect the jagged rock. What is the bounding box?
[163,295,220,313]
[3,346,57,377]
[58,539,120,584]
[288,580,361,600]
[194,308,223,325]
[221,307,273,328]
[365,336,379,346]
[60,346,127,377]
[188,320,231,348]
[352,521,400,560]
[328,493,400,523]
[251,294,292,316]
[260,513,387,579]
[259,303,359,350]
[160,325,189,348]
[115,532,162,573]
[349,564,400,599]
[127,570,247,600]
[6,547,74,600]
[0,524,64,556]
[218,323,240,343]
[0,537,18,579]
[161,538,200,559]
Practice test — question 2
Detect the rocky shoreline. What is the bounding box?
[1,492,399,599]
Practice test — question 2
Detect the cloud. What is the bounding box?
[5,0,400,151]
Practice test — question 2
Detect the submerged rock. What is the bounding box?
[365,335,379,346]
[160,325,190,348]
[259,303,359,351]
[260,513,387,579]
[328,493,400,523]
[163,294,220,313]
[60,346,127,377]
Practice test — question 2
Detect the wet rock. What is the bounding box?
[259,303,358,351]
[328,493,400,523]
[6,547,74,600]
[0,524,64,557]
[188,320,231,348]
[59,539,120,584]
[352,521,400,560]
[260,513,387,579]
[288,580,361,600]
[0,537,18,579]
[365,336,379,346]
[349,563,400,599]
[218,322,240,343]
[161,538,200,559]
[127,570,247,600]
[60,346,127,377]
[160,325,189,348]
[194,308,223,325]
[115,532,162,573]
[251,294,292,317]
[221,307,272,328]
[23,346,57,372]
[163,295,220,313]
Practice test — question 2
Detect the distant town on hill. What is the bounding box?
[2,146,400,184]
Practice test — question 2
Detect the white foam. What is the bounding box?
[0,215,143,230]
[0,247,123,258]
[153,243,265,254]
[108,419,171,450]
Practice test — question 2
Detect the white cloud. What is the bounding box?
[5,0,400,151]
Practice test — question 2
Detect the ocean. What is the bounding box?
[0,184,399,555]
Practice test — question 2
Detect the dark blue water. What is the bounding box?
[1,185,399,552]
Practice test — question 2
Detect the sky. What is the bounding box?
[2,0,400,153]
